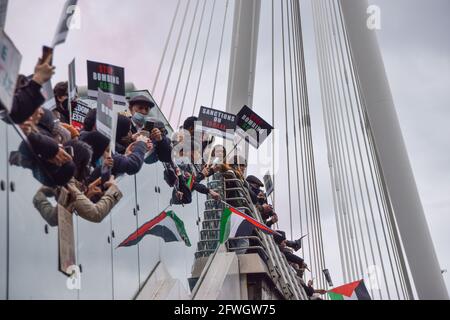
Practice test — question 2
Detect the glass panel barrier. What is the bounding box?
[76,215,113,300]
[0,120,8,300]
[135,164,161,288]
[6,126,77,300]
[156,161,204,292]
[110,175,140,300]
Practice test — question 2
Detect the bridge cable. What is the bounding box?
[331,0,403,299]
[280,0,295,243]
[319,0,370,286]
[176,0,209,128]
[167,0,202,123]
[159,0,192,109]
[312,0,352,284]
[191,0,218,117]
[293,0,328,291]
[211,0,231,107]
[152,0,182,95]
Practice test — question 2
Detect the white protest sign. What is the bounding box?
[0,0,8,29]
[96,89,121,153]
[0,29,21,112]
[53,0,79,47]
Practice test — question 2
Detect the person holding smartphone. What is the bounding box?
[8,50,55,124]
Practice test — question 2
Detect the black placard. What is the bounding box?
[196,106,237,141]
[235,105,273,149]
[71,100,91,131]
[87,60,126,105]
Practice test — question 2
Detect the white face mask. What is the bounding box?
[174,156,191,166]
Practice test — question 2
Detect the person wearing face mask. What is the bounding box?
[171,143,221,203]
[128,95,155,133]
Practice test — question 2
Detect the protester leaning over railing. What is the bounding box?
[12,107,76,188]
[169,138,221,205]
[33,139,123,225]
[8,55,54,125]
[292,262,327,300]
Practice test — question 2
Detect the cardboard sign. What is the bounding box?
[71,100,91,130]
[235,105,273,149]
[68,58,76,100]
[323,269,334,287]
[87,60,126,106]
[96,89,121,153]
[53,0,79,47]
[0,29,21,112]
[263,172,274,197]
[196,106,236,141]
[41,80,56,111]
[58,204,76,276]
[0,0,8,29]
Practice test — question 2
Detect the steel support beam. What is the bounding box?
[226,0,261,160]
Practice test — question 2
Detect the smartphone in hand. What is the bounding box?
[101,165,111,191]
[42,46,54,65]
[64,146,74,158]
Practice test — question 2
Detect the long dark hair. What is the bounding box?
[64,140,93,184]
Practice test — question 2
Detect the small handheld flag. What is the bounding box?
[186,174,195,191]
[328,280,372,300]
[219,207,277,244]
[118,211,191,248]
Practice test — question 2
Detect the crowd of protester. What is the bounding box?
[0,52,325,300]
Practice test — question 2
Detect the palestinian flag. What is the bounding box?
[118,211,191,248]
[328,280,372,300]
[219,207,276,244]
[186,174,195,191]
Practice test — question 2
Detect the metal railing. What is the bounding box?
[193,170,308,300]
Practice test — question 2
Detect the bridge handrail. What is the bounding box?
[219,170,307,300]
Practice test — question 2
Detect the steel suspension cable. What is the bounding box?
[192,0,218,117]
[176,0,208,128]
[290,0,320,288]
[271,0,276,209]
[286,0,308,273]
[280,0,295,241]
[335,2,411,299]
[152,0,182,94]
[168,0,202,123]
[321,0,369,283]
[311,0,350,284]
[313,0,356,283]
[211,0,230,107]
[293,0,327,290]
[331,0,402,299]
[159,0,192,109]
[318,0,361,282]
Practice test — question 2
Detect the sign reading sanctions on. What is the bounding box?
[196,106,237,141]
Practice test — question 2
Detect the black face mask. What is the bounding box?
[61,98,69,111]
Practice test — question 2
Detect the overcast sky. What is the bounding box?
[4,0,450,298]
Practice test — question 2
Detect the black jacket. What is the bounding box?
[27,132,60,160]
[10,80,45,124]
[111,141,146,176]
[155,136,172,163]
[89,141,147,180]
